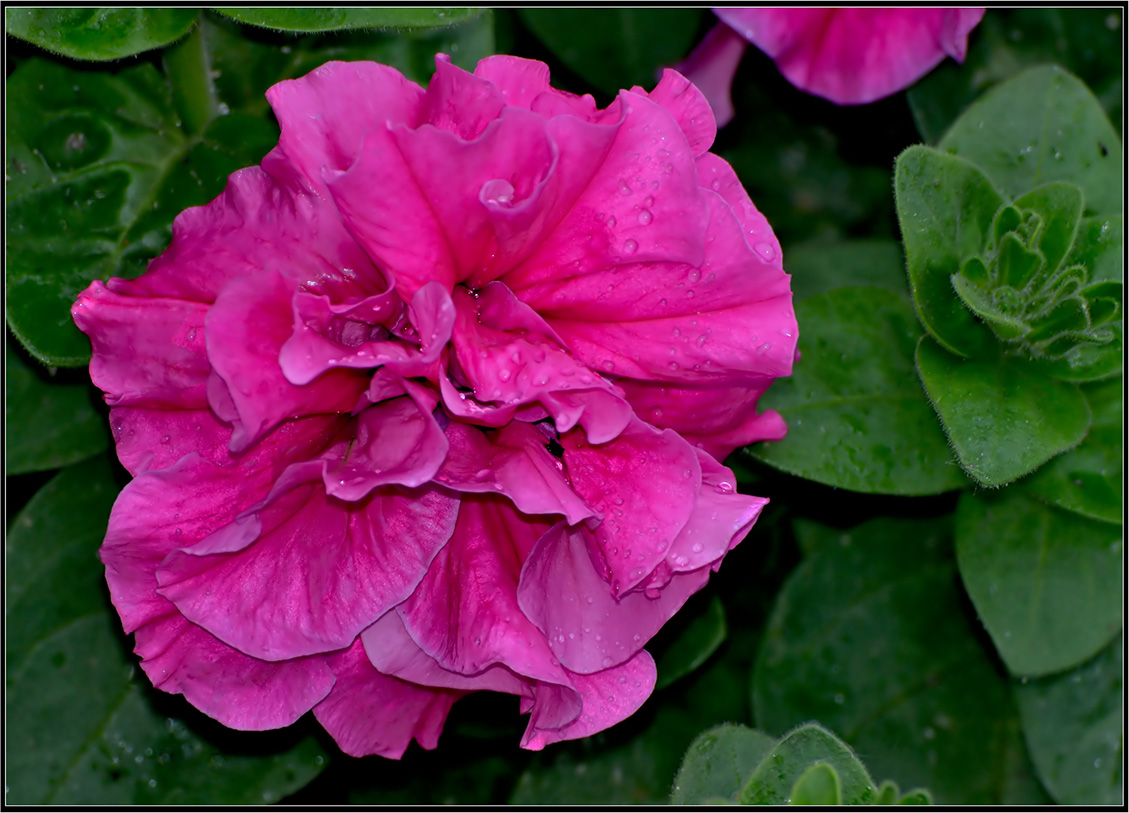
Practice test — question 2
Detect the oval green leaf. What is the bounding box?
[738,723,875,805]
[1014,636,1123,806]
[212,7,482,32]
[786,239,910,303]
[955,489,1122,677]
[789,761,843,806]
[5,335,109,474]
[748,286,969,495]
[938,65,1122,217]
[894,145,1002,358]
[5,8,198,61]
[670,724,776,805]
[915,336,1091,486]
[752,516,1042,804]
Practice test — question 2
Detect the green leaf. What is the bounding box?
[213,7,481,31]
[1011,182,1084,279]
[875,780,900,805]
[1021,376,1123,523]
[738,723,876,805]
[670,724,776,805]
[1067,215,1124,285]
[653,594,727,690]
[748,287,969,495]
[518,8,702,97]
[5,335,109,474]
[938,65,1122,217]
[752,516,1036,804]
[897,789,933,805]
[5,57,278,366]
[1014,636,1124,806]
[894,146,1002,357]
[955,488,1122,677]
[915,336,1091,486]
[4,459,328,804]
[908,9,1123,144]
[786,239,910,303]
[789,762,843,806]
[4,8,198,61]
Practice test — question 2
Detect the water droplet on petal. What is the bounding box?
[623,238,638,254]
[637,209,653,225]
[753,241,777,261]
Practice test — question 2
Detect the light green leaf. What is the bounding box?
[738,723,876,805]
[5,335,109,474]
[1015,636,1123,805]
[670,724,776,805]
[938,65,1122,217]
[955,488,1122,677]
[212,7,482,31]
[894,146,1001,357]
[749,287,969,495]
[789,762,843,806]
[752,516,1036,803]
[5,7,198,61]
[915,336,1091,486]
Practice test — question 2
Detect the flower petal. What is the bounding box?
[675,23,748,128]
[635,68,717,156]
[313,639,461,758]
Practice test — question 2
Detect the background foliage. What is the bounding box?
[5,7,1123,805]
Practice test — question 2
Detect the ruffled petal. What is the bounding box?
[634,68,717,156]
[674,23,748,128]
[73,281,210,409]
[313,639,461,758]
[156,470,458,660]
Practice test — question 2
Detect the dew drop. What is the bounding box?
[637,209,653,225]
[753,241,777,261]
[623,238,638,254]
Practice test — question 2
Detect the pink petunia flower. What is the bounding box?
[72,55,796,757]
[681,7,985,124]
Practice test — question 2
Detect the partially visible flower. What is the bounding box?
[73,55,795,758]
[681,7,986,124]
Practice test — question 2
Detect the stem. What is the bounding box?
[162,18,219,137]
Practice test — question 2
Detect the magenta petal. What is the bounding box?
[319,393,448,500]
[108,406,232,476]
[156,474,459,660]
[73,281,210,409]
[363,610,530,695]
[437,422,594,525]
[420,55,506,140]
[697,152,782,266]
[637,68,717,156]
[618,378,788,460]
[205,270,367,452]
[265,60,425,193]
[518,522,710,674]
[313,639,461,758]
[562,420,700,595]
[134,614,335,730]
[398,497,563,681]
[674,23,748,128]
[718,8,986,105]
[521,651,656,750]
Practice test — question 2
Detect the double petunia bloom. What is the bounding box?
[73,55,796,757]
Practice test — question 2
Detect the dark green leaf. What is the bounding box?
[4,8,198,61]
[1014,636,1123,806]
[875,780,900,805]
[670,724,776,805]
[955,488,1122,676]
[1038,322,1123,381]
[938,65,1122,217]
[786,239,910,302]
[5,57,278,366]
[908,9,1123,144]
[752,516,1034,804]
[738,723,876,805]
[1021,376,1124,523]
[1011,182,1084,278]
[5,335,109,474]
[4,459,328,804]
[213,7,481,32]
[789,761,843,806]
[749,287,969,495]
[894,146,1002,357]
[897,789,933,805]
[518,8,702,97]
[915,336,1091,486]
[654,594,727,690]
